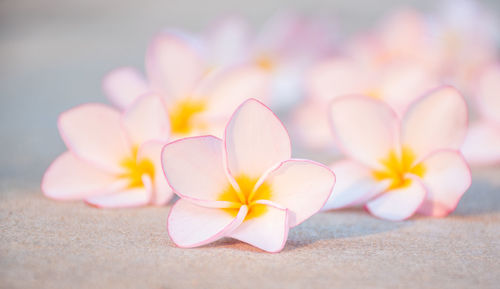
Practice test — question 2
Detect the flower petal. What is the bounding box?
[42,152,118,200]
[102,67,149,110]
[378,62,438,116]
[146,32,204,100]
[308,58,370,102]
[262,159,335,227]
[329,95,399,169]
[162,135,231,203]
[58,104,132,173]
[137,141,173,205]
[417,150,471,217]
[323,160,391,211]
[203,65,270,119]
[401,86,468,162]
[365,175,427,221]
[122,93,170,146]
[229,204,289,252]
[225,99,291,179]
[477,65,500,124]
[461,121,500,166]
[291,100,334,149]
[167,199,247,248]
[85,185,152,208]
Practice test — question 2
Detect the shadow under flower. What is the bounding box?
[197,209,410,253]
[452,170,500,217]
[283,209,410,252]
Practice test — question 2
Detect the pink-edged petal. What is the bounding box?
[137,141,173,205]
[167,199,247,248]
[85,184,152,208]
[262,159,335,227]
[323,160,391,211]
[225,99,291,179]
[122,93,170,146]
[417,150,471,217]
[102,67,149,110]
[329,95,399,169]
[58,103,132,173]
[229,204,289,253]
[378,62,438,116]
[42,152,118,200]
[401,86,468,162]
[146,32,204,100]
[461,121,500,166]
[202,65,270,118]
[162,135,231,203]
[365,175,427,221]
[477,65,500,124]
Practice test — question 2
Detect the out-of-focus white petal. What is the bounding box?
[401,86,468,162]
[329,95,399,169]
[122,93,170,146]
[365,175,427,221]
[58,103,132,173]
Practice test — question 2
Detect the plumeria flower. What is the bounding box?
[292,58,438,150]
[42,94,172,208]
[462,64,500,165]
[347,9,436,70]
[205,13,335,111]
[323,86,471,221]
[162,99,335,252]
[103,31,269,138]
[430,0,499,95]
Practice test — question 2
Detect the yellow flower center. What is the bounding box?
[372,147,426,190]
[168,99,206,136]
[255,54,276,71]
[218,175,272,221]
[366,88,383,99]
[119,147,155,188]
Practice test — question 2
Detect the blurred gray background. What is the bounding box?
[1,0,499,183]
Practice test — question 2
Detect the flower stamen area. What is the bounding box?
[119,147,155,188]
[255,54,276,71]
[169,99,206,135]
[218,175,272,220]
[372,147,426,190]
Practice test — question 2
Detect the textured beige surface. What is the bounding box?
[1,168,500,289]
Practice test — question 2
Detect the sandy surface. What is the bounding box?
[1,168,499,289]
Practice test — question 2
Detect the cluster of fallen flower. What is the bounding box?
[42,0,500,252]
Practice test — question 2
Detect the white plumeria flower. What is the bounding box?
[293,57,438,150]
[103,31,269,138]
[324,86,471,221]
[462,64,500,165]
[162,99,335,252]
[205,13,335,111]
[42,94,172,208]
[431,0,499,95]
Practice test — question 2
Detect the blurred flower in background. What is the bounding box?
[291,0,499,161]
[205,13,337,111]
[42,94,173,207]
[462,65,500,165]
[104,31,270,139]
